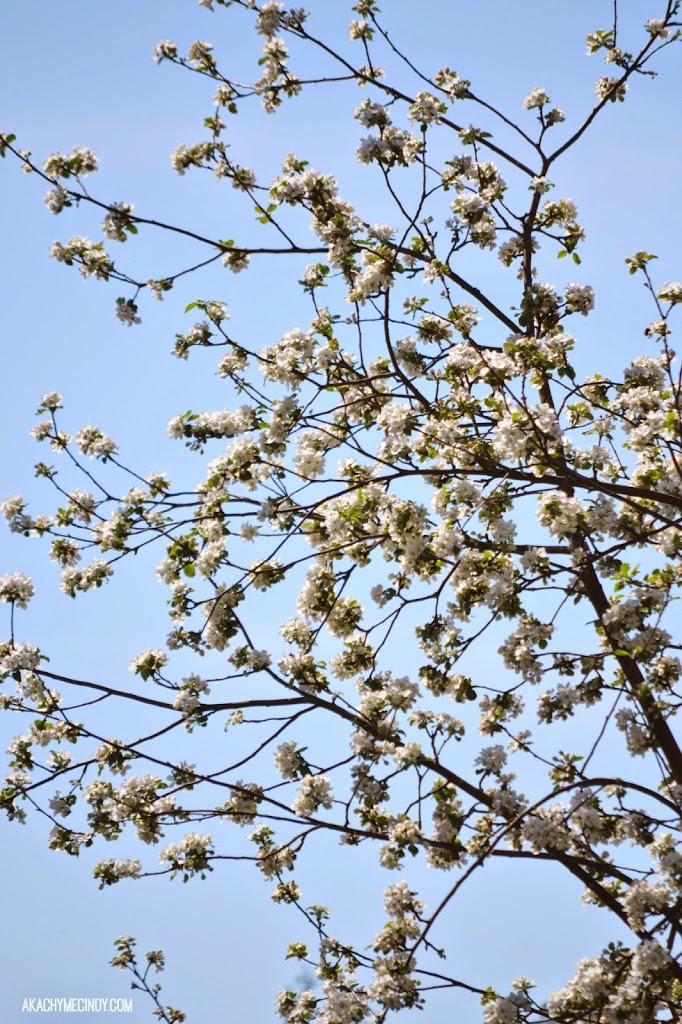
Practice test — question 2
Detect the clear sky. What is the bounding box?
[1,1,682,1021]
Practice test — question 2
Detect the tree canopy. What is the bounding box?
[2,2,682,1021]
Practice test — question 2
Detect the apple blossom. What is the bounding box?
[2,3,682,1022]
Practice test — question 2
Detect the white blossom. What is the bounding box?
[0,572,34,608]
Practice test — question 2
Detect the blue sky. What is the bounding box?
[1,1,682,1021]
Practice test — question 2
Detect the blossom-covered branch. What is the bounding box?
[2,1,682,1021]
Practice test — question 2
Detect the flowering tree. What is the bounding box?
[2,1,682,1020]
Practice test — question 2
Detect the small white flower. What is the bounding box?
[291,775,333,816]
[0,572,34,608]
[522,87,549,109]
[645,18,669,38]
